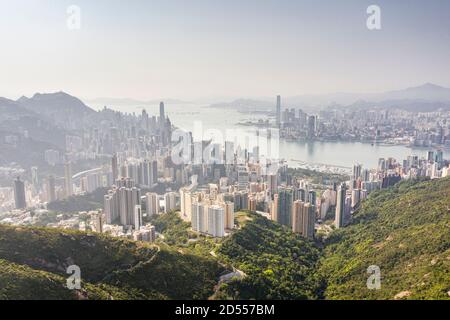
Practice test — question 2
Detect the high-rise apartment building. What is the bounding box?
[292,200,315,239]
[276,187,293,227]
[335,183,347,228]
[146,192,159,217]
[164,192,177,213]
[207,205,225,237]
[14,176,26,209]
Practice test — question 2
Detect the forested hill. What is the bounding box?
[319,177,450,300]
[0,225,223,300]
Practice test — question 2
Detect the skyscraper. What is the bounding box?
[292,200,315,239]
[335,183,347,228]
[277,187,294,228]
[112,153,118,182]
[352,163,362,181]
[146,192,160,217]
[276,95,281,127]
[192,202,208,234]
[14,176,26,209]
[207,205,225,238]
[159,101,165,122]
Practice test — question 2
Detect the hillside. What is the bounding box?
[0,225,223,300]
[319,177,450,300]
[216,211,323,300]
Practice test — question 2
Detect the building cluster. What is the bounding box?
[3,98,450,245]
[273,96,450,148]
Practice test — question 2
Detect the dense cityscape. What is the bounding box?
[0,0,449,306]
[1,98,449,245]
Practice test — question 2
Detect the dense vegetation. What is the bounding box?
[288,167,349,185]
[319,177,450,300]
[0,224,223,300]
[216,211,323,300]
[47,188,107,213]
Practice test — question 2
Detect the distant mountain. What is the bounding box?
[208,83,450,112]
[378,83,450,101]
[0,97,66,161]
[210,98,274,111]
[17,92,95,130]
[286,83,450,108]
[85,97,191,112]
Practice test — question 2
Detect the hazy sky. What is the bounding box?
[1,0,450,100]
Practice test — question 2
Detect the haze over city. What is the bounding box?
[1,0,450,100]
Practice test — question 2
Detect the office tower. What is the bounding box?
[207,205,225,237]
[335,183,347,228]
[13,176,26,209]
[277,187,294,227]
[64,161,73,198]
[307,115,316,139]
[134,205,143,230]
[164,192,177,213]
[46,175,56,202]
[427,150,435,162]
[112,153,118,182]
[159,101,165,122]
[31,167,39,194]
[276,95,281,127]
[192,202,208,233]
[146,192,160,217]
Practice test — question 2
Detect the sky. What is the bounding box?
[1,0,450,101]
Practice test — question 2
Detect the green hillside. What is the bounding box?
[319,177,450,300]
[0,225,223,300]
[216,211,323,300]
